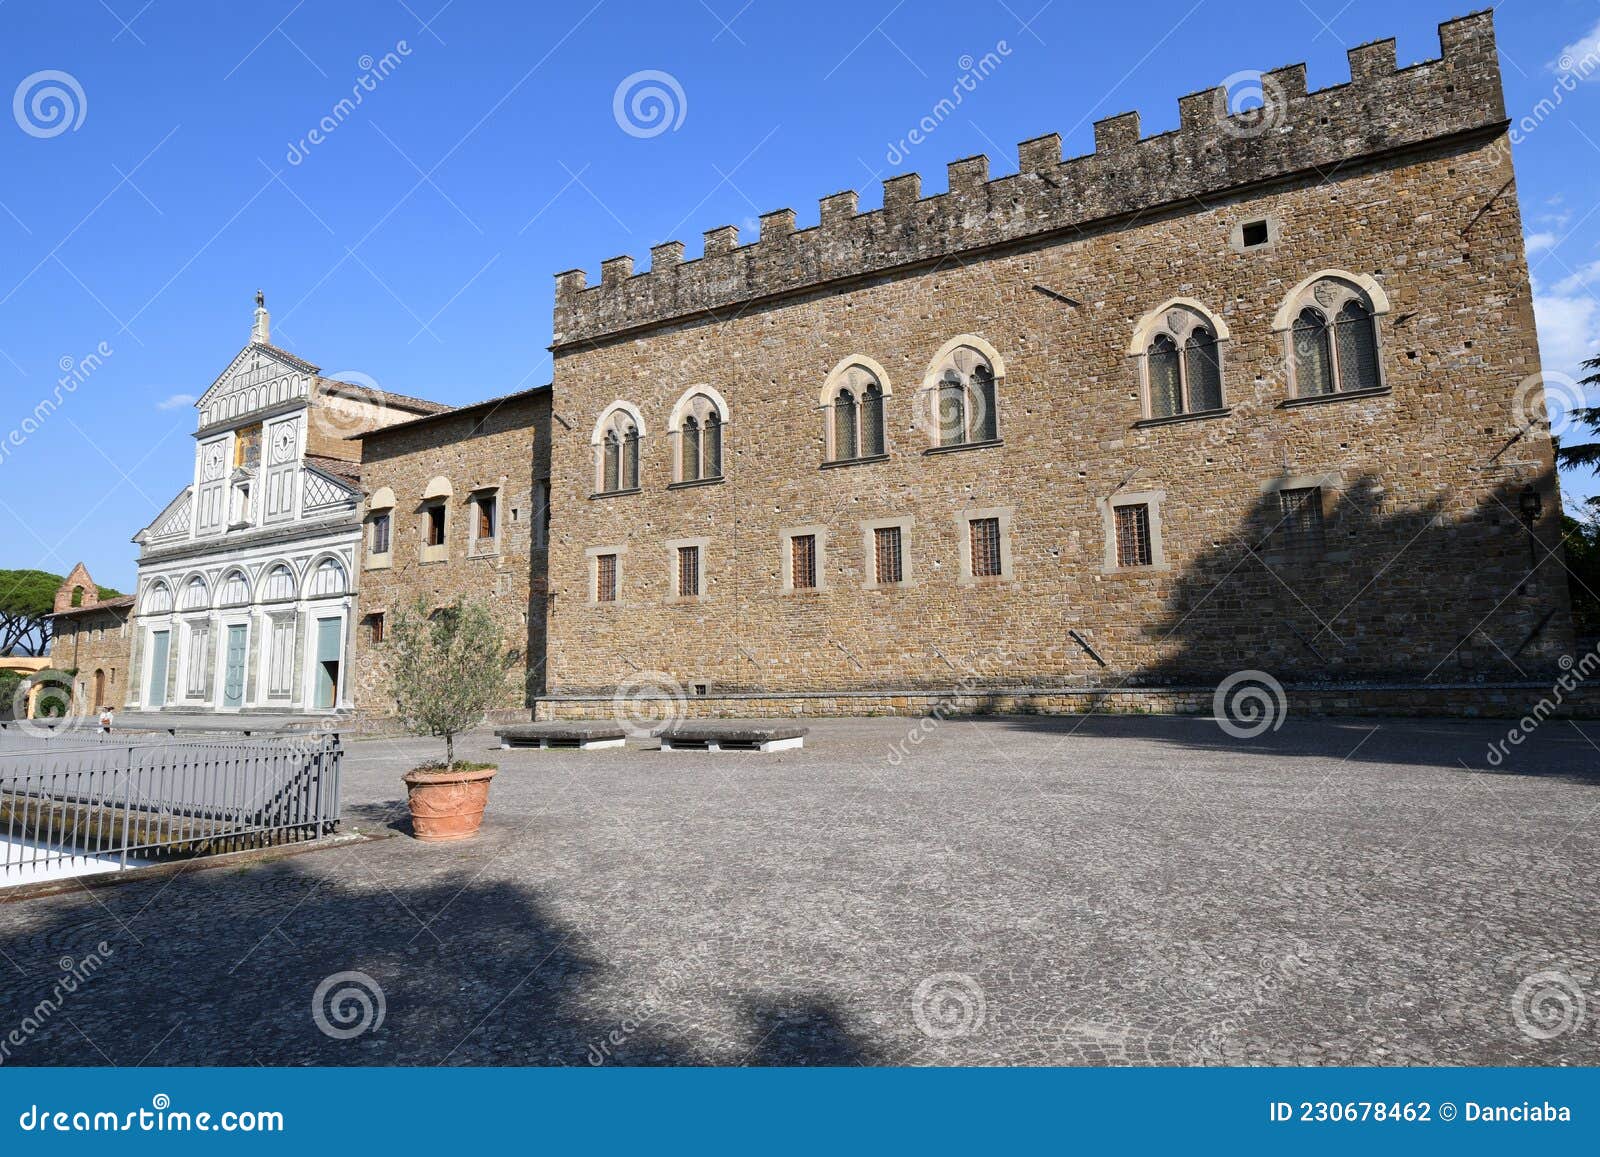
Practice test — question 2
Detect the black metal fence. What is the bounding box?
[0,730,342,883]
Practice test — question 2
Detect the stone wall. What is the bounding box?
[352,391,551,717]
[542,10,1573,704]
[553,13,1504,346]
[48,606,133,714]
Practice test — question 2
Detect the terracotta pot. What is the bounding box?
[402,764,497,841]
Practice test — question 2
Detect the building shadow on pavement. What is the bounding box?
[0,850,887,1067]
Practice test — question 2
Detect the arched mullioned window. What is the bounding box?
[1129,300,1229,419]
[922,338,1003,448]
[669,388,728,484]
[178,576,209,612]
[141,580,174,616]
[822,358,891,463]
[592,403,644,495]
[1271,271,1390,399]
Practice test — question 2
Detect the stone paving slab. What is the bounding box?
[1,714,1597,1066]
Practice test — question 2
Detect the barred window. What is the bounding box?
[1114,504,1153,568]
[369,612,386,644]
[791,534,817,590]
[677,544,700,597]
[596,554,618,603]
[874,526,903,585]
[1278,487,1325,550]
[970,517,1002,578]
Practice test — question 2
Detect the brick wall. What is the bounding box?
[352,391,551,717]
[542,12,1574,701]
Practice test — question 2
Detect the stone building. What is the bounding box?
[45,563,134,714]
[538,11,1572,716]
[351,388,552,718]
[126,295,446,716]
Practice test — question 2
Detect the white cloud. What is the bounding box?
[1554,16,1600,77]
[1553,258,1600,297]
[156,392,196,410]
[1525,232,1558,255]
[1533,275,1599,382]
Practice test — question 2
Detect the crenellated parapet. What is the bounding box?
[552,11,1504,349]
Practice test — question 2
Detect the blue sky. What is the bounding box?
[2,0,1599,592]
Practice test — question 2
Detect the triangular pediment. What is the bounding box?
[195,342,322,428]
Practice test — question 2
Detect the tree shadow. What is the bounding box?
[0,847,887,1067]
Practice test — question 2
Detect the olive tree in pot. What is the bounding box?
[389,596,511,841]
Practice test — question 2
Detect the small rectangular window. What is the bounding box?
[477,494,497,540]
[791,534,817,590]
[425,504,446,546]
[596,554,618,603]
[874,526,903,585]
[1114,504,1153,568]
[370,612,385,644]
[1278,487,1325,550]
[371,513,391,555]
[1241,219,1270,247]
[677,545,700,597]
[970,517,1002,578]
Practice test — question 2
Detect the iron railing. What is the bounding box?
[0,730,342,883]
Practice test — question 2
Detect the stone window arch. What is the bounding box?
[141,579,174,616]
[822,356,891,463]
[304,556,348,599]
[178,575,210,612]
[1128,299,1229,419]
[592,402,644,495]
[1271,271,1390,399]
[668,387,728,484]
[921,336,1004,449]
[218,569,251,607]
[260,563,297,603]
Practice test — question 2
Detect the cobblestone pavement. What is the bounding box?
[2,714,1598,1066]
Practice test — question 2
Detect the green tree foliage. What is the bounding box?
[1553,355,1600,475]
[387,596,511,768]
[0,569,64,656]
[1562,510,1600,637]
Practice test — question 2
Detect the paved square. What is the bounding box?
[2,714,1597,1065]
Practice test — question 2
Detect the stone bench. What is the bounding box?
[494,722,627,750]
[655,723,808,753]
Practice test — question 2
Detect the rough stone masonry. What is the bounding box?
[535,11,1570,715]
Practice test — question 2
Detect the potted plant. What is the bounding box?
[388,596,511,841]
